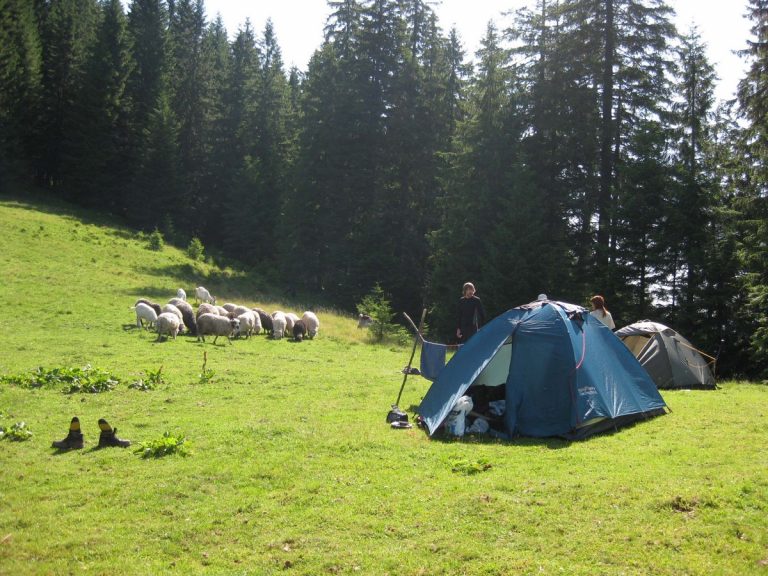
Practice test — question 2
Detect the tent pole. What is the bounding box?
[394,308,427,407]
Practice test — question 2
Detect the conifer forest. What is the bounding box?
[2,0,768,378]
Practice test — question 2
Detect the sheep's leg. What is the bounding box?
[212,335,218,345]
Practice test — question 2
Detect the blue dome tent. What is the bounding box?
[418,299,668,440]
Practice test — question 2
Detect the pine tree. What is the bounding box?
[735,0,768,376]
[124,0,177,225]
[34,0,100,187]
[61,0,132,209]
[0,0,42,183]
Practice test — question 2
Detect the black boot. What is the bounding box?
[52,417,84,450]
[98,418,131,448]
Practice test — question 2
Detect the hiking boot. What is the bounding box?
[52,417,84,450]
[98,418,131,448]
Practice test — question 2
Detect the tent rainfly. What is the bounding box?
[614,321,716,389]
[418,300,668,440]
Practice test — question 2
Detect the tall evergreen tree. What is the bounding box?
[664,26,718,334]
[167,0,206,229]
[34,0,100,187]
[735,0,768,376]
[125,0,177,225]
[61,0,132,209]
[0,0,42,183]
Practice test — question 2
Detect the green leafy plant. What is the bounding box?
[135,432,192,459]
[356,284,398,342]
[1,421,33,442]
[147,228,164,251]
[187,237,205,261]
[198,352,214,384]
[0,365,120,394]
[450,457,492,475]
[129,365,165,391]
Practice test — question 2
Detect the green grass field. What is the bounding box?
[0,192,766,575]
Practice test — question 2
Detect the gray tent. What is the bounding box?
[615,321,716,389]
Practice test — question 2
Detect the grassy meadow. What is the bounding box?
[0,191,766,575]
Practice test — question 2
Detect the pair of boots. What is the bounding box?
[52,417,131,450]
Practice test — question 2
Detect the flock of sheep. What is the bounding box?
[131,286,320,344]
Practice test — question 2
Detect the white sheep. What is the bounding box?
[176,288,187,301]
[285,312,299,333]
[271,311,287,340]
[302,311,320,339]
[135,299,162,316]
[222,303,238,313]
[195,286,216,305]
[215,305,231,317]
[196,303,218,319]
[162,303,184,324]
[197,313,239,345]
[133,302,158,330]
[236,311,258,339]
[230,305,251,318]
[156,312,181,341]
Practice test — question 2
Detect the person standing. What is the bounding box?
[456,282,486,343]
[590,294,616,330]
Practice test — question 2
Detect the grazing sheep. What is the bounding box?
[251,310,263,335]
[135,299,162,317]
[215,305,232,317]
[162,303,184,323]
[236,311,258,339]
[357,314,373,329]
[293,319,307,342]
[197,313,239,345]
[133,302,158,330]
[168,298,197,335]
[302,311,320,339]
[176,288,187,301]
[254,308,273,335]
[197,303,218,319]
[230,305,251,318]
[285,312,299,333]
[156,312,181,341]
[222,303,237,313]
[195,286,216,305]
[271,311,287,340]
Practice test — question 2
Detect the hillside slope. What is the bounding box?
[0,193,766,576]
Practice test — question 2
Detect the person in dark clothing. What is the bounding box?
[456,282,486,343]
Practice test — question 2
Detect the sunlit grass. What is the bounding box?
[0,190,766,575]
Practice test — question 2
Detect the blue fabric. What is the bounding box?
[418,301,667,439]
[419,340,450,381]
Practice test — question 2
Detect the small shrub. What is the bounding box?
[198,352,214,385]
[135,432,192,459]
[147,228,164,251]
[1,422,33,442]
[450,457,492,475]
[187,237,205,261]
[129,365,165,391]
[0,365,119,394]
[356,284,398,342]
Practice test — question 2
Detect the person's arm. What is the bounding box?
[456,299,463,339]
[477,297,486,327]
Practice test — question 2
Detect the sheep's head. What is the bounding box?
[230,318,240,331]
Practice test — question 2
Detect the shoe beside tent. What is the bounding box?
[418,300,667,440]
[615,321,716,389]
